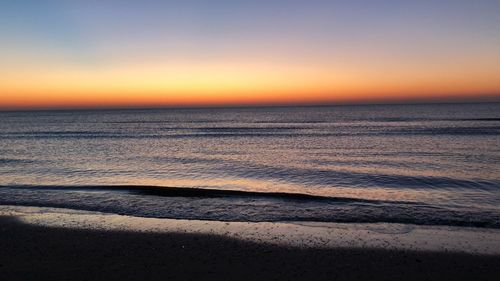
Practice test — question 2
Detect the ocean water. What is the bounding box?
[0,103,499,228]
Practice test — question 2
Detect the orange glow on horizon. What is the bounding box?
[2,1,500,109]
[3,89,499,110]
[2,59,500,109]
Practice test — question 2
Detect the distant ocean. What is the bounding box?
[1,103,499,228]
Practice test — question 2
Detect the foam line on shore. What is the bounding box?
[1,205,499,255]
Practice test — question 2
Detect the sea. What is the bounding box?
[0,103,499,228]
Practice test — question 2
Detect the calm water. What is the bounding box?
[1,103,499,227]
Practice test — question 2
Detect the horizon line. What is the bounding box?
[1,97,499,113]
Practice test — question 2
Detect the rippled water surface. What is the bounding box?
[1,103,499,227]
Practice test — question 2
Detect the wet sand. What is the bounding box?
[2,205,499,254]
[0,203,500,281]
[1,206,499,281]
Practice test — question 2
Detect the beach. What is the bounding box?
[2,1,500,279]
[1,206,499,281]
[1,104,499,281]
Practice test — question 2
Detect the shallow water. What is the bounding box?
[0,103,499,227]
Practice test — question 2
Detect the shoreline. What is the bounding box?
[1,205,500,281]
[0,206,500,281]
[1,205,499,255]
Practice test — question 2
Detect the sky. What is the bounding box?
[1,0,500,109]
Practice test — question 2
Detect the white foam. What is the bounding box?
[1,205,499,255]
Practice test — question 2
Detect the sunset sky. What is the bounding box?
[1,0,500,109]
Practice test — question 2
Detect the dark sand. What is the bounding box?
[1,216,499,281]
